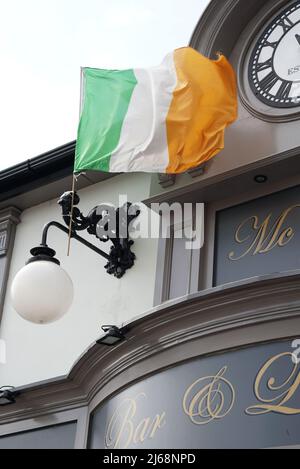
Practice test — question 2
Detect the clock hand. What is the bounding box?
[296,34,300,46]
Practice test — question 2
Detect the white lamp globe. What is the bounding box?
[11,257,74,325]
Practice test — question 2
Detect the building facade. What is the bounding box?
[0,0,300,449]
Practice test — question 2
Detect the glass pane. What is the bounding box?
[0,422,76,449]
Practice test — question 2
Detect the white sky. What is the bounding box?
[0,0,209,171]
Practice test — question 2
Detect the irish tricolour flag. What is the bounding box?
[75,47,237,174]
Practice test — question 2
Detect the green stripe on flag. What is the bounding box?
[75,68,137,173]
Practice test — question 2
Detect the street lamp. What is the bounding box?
[10,192,139,325]
[11,246,74,324]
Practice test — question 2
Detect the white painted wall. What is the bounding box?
[0,173,159,387]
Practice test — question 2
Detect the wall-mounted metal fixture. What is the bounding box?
[0,386,19,406]
[254,174,268,184]
[96,325,129,346]
[10,192,140,325]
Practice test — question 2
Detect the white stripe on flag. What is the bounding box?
[109,52,177,173]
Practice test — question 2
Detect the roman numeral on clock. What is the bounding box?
[256,58,273,72]
[276,81,292,100]
[248,2,300,108]
[259,70,278,93]
[277,16,294,33]
[265,40,279,49]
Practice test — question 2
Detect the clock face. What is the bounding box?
[249,1,300,108]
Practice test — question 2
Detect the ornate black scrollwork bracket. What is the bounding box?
[31,191,140,279]
[57,191,140,278]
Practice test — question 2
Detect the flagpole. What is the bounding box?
[67,173,76,256]
[67,67,84,257]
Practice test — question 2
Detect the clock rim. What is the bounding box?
[248,0,300,109]
[238,0,300,123]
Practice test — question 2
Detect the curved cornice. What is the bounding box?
[189,0,268,57]
[1,271,300,423]
[189,0,238,55]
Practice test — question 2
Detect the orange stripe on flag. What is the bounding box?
[166,48,237,174]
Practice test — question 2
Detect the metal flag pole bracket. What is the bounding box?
[28,191,140,278]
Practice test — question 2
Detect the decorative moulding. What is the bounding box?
[0,207,21,257]
[189,0,240,56]
[0,271,300,424]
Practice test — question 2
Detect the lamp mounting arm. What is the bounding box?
[40,221,110,260]
[54,191,140,278]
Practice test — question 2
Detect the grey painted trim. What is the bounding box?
[0,207,21,322]
[189,0,266,57]
[153,232,172,306]
[153,217,201,305]
[0,208,20,257]
[189,0,239,56]
[202,201,217,290]
[145,146,300,206]
[0,407,88,449]
[153,235,167,306]
[0,271,300,427]
[87,269,300,413]
[75,406,90,449]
